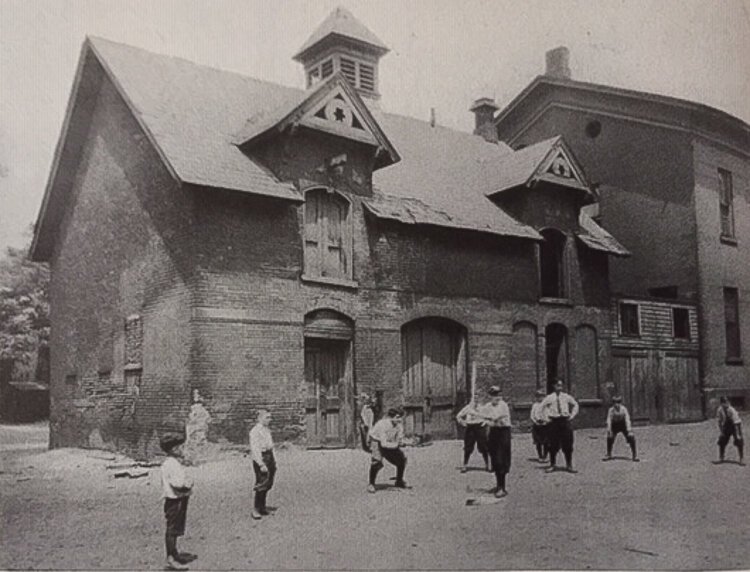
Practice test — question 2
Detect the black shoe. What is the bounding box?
[394,480,407,488]
[175,553,197,564]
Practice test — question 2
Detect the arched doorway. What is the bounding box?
[401,317,467,440]
[304,309,354,448]
[545,323,569,393]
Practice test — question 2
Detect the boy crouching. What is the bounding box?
[160,434,194,570]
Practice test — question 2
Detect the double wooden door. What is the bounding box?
[304,338,351,448]
[612,350,701,423]
[401,319,467,440]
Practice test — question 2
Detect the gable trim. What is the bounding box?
[531,140,590,193]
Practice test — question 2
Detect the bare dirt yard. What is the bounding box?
[1,416,748,570]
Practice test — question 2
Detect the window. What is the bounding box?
[724,287,742,361]
[672,307,690,340]
[306,58,334,88]
[719,169,734,238]
[539,229,567,298]
[619,303,640,336]
[321,59,334,79]
[304,188,352,281]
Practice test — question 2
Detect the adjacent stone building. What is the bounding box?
[32,8,631,455]
[494,47,750,412]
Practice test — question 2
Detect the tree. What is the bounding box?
[0,239,50,372]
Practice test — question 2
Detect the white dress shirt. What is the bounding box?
[541,391,579,420]
[717,405,742,428]
[249,424,274,465]
[457,403,485,425]
[479,401,511,428]
[161,456,193,499]
[369,418,404,449]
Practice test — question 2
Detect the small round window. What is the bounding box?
[585,120,602,139]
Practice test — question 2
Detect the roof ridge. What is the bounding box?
[86,35,305,95]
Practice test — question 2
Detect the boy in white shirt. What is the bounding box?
[249,410,277,519]
[529,389,549,462]
[716,397,744,465]
[603,396,639,462]
[367,407,407,492]
[456,396,490,472]
[160,434,194,571]
[478,386,512,498]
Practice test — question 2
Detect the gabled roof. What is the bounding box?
[33,37,631,260]
[293,6,389,62]
[485,136,594,202]
[495,75,750,153]
[234,72,400,169]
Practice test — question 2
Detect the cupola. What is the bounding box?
[293,6,389,100]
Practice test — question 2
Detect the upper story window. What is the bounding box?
[339,57,376,94]
[619,303,640,337]
[718,168,735,239]
[723,287,742,362]
[539,228,567,299]
[672,307,691,340]
[303,188,352,281]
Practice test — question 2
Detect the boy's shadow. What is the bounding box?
[712,459,745,466]
[456,466,491,472]
[603,455,634,462]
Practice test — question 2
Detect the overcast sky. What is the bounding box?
[1,0,748,253]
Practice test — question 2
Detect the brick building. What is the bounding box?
[31,8,630,456]
[494,47,750,412]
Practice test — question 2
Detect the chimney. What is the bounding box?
[545,46,571,79]
[469,97,499,143]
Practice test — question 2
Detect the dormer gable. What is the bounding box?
[234,73,399,171]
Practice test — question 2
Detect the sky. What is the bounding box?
[0,0,748,253]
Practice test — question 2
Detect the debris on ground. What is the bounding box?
[113,469,149,479]
[624,547,659,557]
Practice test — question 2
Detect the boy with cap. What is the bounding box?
[456,396,490,472]
[529,389,549,462]
[716,396,744,465]
[603,396,639,462]
[160,433,194,571]
[478,386,512,498]
[367,407,407,492]
[249,409,277,519]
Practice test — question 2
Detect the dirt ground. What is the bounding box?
[1,417,748,571]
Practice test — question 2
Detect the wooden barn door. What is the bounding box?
[303,310,354,449]
[402,318,467,440]
[660,353,702,423]
[611,351,651,422]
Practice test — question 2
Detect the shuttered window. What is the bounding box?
[339,57,357,86]
[724,287,741,360]
[338,57,376,94]
[359,63,375,92]
[619,303,640,337]
[321,58,334,79]
[719,169,734,238]
[304,189,351,280]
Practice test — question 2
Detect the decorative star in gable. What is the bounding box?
[302,87,375,145]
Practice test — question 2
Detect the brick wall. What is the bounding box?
[48,68,195,457]
[693,138,750,403]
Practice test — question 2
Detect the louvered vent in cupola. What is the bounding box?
[340,57,357,85]
[359,63,375,92]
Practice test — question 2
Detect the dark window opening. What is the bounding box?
[724,287,741,360]
[619,303,640,336]
[545,323,569,393]
[65,374,77,385]
[672,308,690,340]
[648,286,679,299]
[585,120,602,139]
[539,229,567,298]
[307,68,321,88]
[719,169,735,238]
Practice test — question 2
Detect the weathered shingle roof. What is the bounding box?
[577,212,630,257]
[35,37,632,258]
[89,37,540,240]
[293,6,389,61]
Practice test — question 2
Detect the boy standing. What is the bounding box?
[541,379,579,473]
[478,386,512,498]
[603,396,639,462]
[358,393,375,453]
[367,407,407,492]
[456,396,490,472]
[529,389,548,462]
[716,397,744,465]
[160,434,194,571]
[249,410,277,519]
